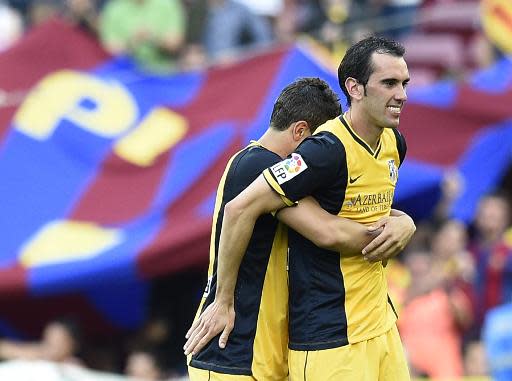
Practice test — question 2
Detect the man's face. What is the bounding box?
[361,52,409,129]
[476,196,510,238]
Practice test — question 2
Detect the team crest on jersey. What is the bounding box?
[270,153,308,185]
[388,159,398,183]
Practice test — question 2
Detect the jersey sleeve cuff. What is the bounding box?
[263,169,295,207]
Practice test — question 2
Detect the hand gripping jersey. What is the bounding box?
[263,115,406,350]
[189,142,289,379]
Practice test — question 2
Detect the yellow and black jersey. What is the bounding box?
[263,115,406,351]
[189,142,289,379]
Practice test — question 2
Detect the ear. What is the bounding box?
[292,121,309,141]
[345,77,363,102]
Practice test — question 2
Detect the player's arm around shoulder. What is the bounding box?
[278,201,415,262]
[277,196,379,255]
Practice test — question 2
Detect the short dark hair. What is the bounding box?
[270,77,341,132]
[338,36,405,107]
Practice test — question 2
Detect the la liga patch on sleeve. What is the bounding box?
[270,153,308,185]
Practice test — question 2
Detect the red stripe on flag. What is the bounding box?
[402,86,512,165]
[71,48,288,226]
[176,47,290,126]
[137,137,243,278]
[137,49,289,277]
[0,264,28,297]
[70,153,171,224]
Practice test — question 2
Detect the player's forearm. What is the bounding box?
[277,197,379,255]
[327,218,380,254]
[216,174,286,304]
[215,200,257,305]
[290,216,374,254]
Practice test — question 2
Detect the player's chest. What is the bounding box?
[340,149,399,221]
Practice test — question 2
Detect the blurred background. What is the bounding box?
[0,0,510,380]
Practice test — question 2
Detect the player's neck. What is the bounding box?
[345,108,382,151]
[258,128,290,159]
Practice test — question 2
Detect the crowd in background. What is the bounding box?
[0,0,501,76]
[390,180,512,379]
[0,0,510,380]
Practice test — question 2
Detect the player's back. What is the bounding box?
[189,142,289,379]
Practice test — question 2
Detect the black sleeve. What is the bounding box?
[393,128,407,167]
[262,131,346,203]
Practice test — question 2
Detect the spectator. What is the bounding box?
[430,220,474,331]
[63,0,102,35]
[232,0,283,18]
[399,250,468,378]
[203,0,273,62]
[316,0,352,54]
[125,346,167,380]
[431,219,474,287]
[0,318,83,365]
[27,0,62,27]
[433,169,464,223]
[232,0,295,43]
[469,192,512,338]
[377,0,422,40]
[292,0,327,36]
[179,0,208,70]
[99,0,186,73]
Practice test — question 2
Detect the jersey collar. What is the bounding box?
[339,114,382,158]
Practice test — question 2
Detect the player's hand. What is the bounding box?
[362,214,415,263]
[183,300,235,356]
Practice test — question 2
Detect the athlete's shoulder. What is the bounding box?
[389,127,406,143]
[314,116,343,134]
[390,128,407,166]
[226,143,282,189]
[313,116,352,147]
[233,143,281,171]
[280,127,346,184]
[297,124,345,160]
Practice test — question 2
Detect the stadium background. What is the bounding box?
[0,0,511,380]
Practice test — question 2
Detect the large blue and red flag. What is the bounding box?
[0,19,510,336]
